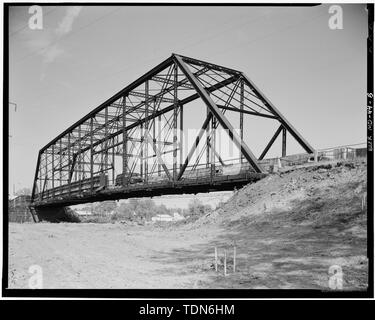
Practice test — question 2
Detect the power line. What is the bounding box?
[11,9,329,116]
[210,10,327,61]
[14,7,119,64]
[9,7,58,37]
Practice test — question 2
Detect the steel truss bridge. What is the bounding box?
[30,54,314,218]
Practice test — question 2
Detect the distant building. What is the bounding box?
[75,208,92,216]
[172,212,185,221]
[151,212,185,222]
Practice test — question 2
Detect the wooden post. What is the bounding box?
[362,193,366,211]
[214,247,218,272]
[224,250,227,276]
[233,246,236,273]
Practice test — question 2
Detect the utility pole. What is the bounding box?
[9,102,18,197]
[9,102,17,137]
[9,102,17,112]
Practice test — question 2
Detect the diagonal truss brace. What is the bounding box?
[240,73,315,154]
[174,54,264,174]
[178,113,213,180]
[258,124,283,160]
[144,130,172,180]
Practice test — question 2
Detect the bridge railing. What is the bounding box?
[259,143,367,171]
[33,143,366,204]
[36,176,104,201]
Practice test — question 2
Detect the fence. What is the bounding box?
[8,195,33,223]
[259,143,367,172]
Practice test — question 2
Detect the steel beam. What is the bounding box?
[240,80,244,163]
[31,152,41,202]
[217,105,276,119]
[90,117,94,193]
[179,104,183,169]
[174,54,264,173]
[144,80,149,184]
[40,55,175,153]
[175,54,241,76]
[74,75,238,157]
[144,131,172,180]
[240,73,315,154]
[32,54,315,207]
[282,126,287,157]
[173,63,178,181]
[177,113,213,180]
[258,125,283,160]
[122,96,128,185]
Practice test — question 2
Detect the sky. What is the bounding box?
[7,4,368,206]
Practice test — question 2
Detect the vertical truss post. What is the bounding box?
[179,104,184,170]
[90,117,94,193]
[105,106,108,179]
[173,63,178,182]
[153,100,157,171]
[44,151,48,199]
[78,124,82,193]
[240,79,244,163]
[140,123,143,178]
[59,139,62,189]
[210,116,216,182]
[144,80,149,184]
[74,152,77,182]
[68,133,71,196]
[112,137,115,185]
[122,96,128,185]
[282,126,287,157]
[39,156,42,200]
[206,107,210,168]
[52,145,55,197]
[158,114,161,176]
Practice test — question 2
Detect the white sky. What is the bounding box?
[7,4,368,207]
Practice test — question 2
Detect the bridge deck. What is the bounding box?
[32,171,267,208]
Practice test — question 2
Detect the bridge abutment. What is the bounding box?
[33,206,80,223]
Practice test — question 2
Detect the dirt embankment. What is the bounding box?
[9,159,368,290]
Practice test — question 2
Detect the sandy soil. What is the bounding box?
[8,222,221,289]
[8,159,368,290]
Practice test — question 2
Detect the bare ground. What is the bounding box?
[8,159,368,290]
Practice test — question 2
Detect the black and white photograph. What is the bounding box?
[2,1,374,301]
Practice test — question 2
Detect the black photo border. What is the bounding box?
[2,1,374,299]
